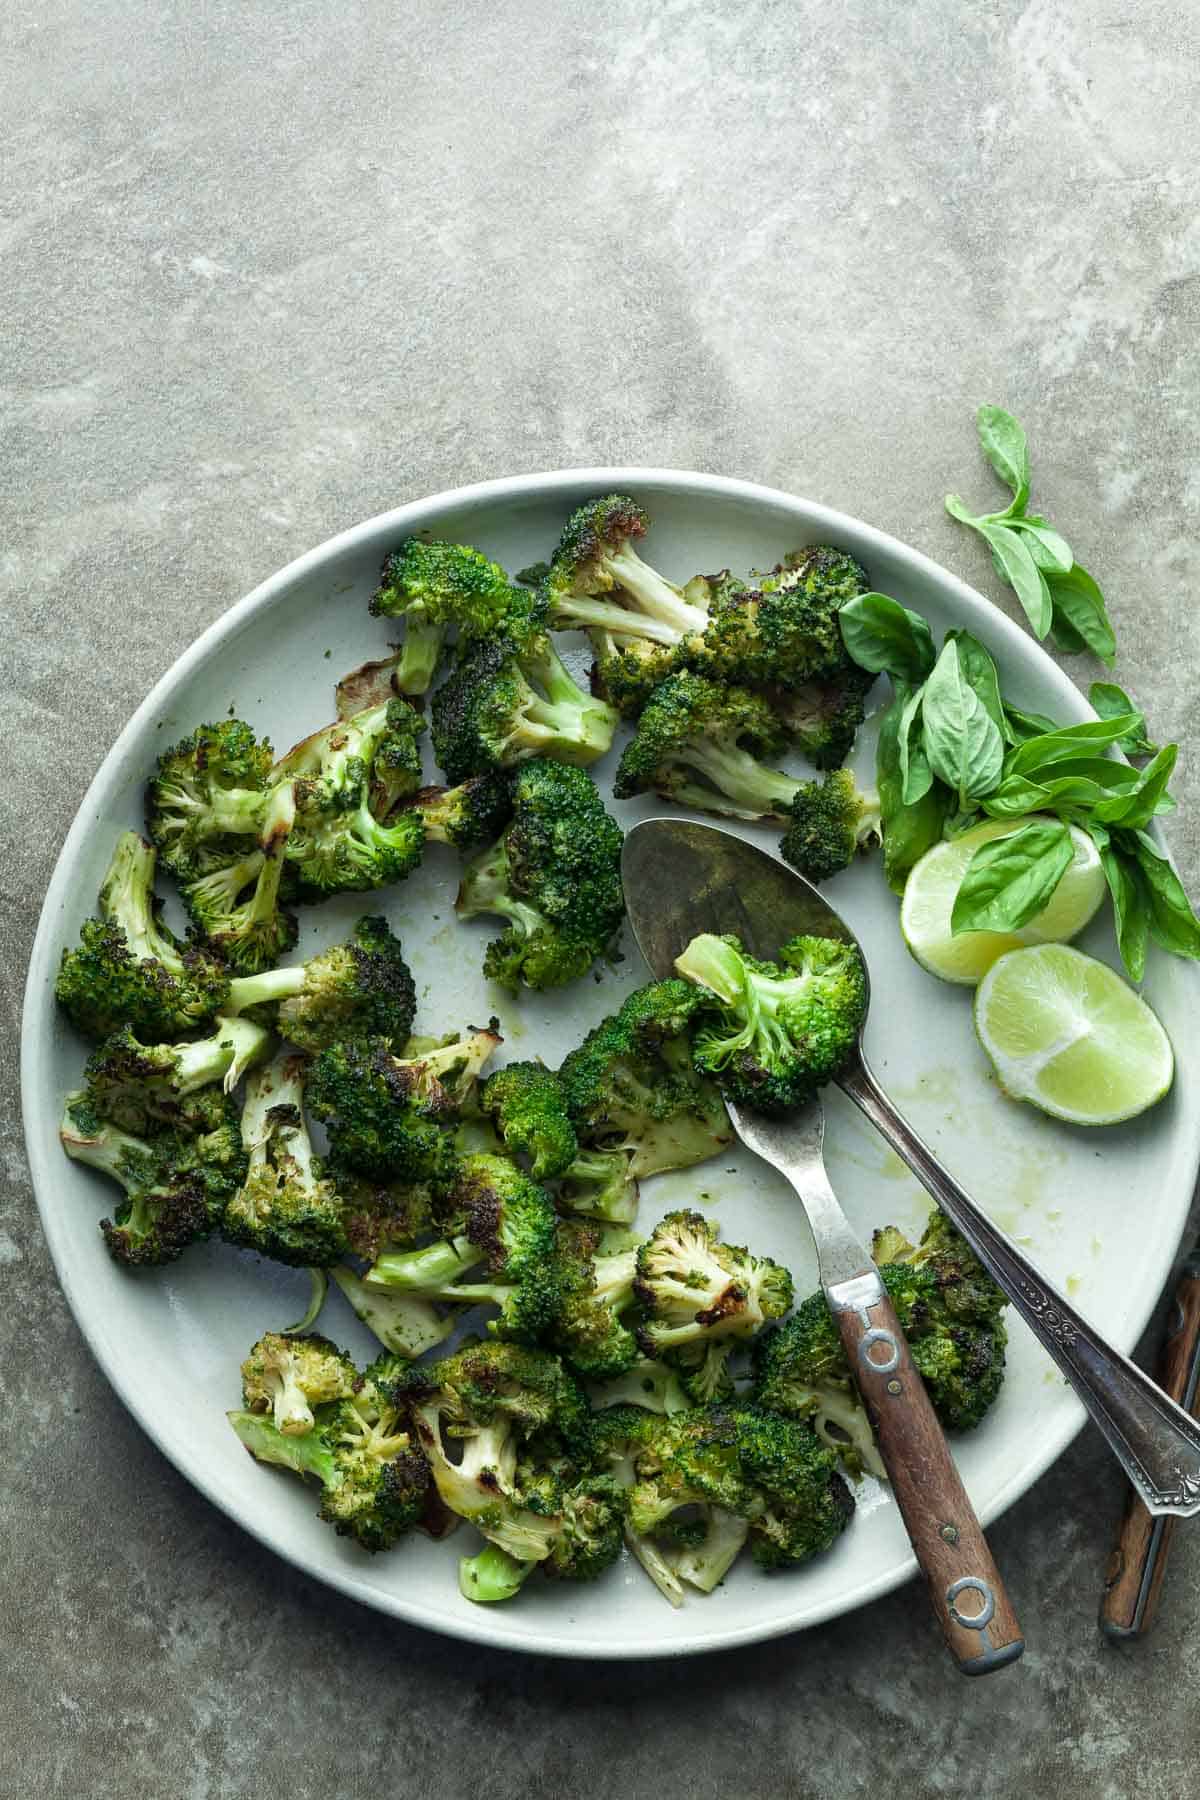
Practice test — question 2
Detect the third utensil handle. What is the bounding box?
[828,1271,1023,1674]
[841,1053,1200,1517]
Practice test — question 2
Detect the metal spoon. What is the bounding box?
[622,817,1200,1525]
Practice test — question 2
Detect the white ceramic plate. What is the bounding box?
[23,469,1200,1659]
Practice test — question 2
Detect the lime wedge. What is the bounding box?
[900,816,1105,985]
[974,943,1173,1125]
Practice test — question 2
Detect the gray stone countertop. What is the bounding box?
[5,2,1200,1794]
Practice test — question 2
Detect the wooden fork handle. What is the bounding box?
[828,1272,1024,1674]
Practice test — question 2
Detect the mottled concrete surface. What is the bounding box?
[5,1,1200,1794]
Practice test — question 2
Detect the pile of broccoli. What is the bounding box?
[52,494,1002,1614]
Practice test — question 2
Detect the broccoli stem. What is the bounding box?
[365,1235,483,1292]
[601,546,708,638]
[394,616,445,695]
[227,1409,336,1483]
[330,1266,457,1358]
[60,1100,148,1191]
[226,965,307,1013]
[101,834,186,970]
[673,1507,749,1593]
[674,743,800,820]
[459,1544,537,1603]
[174,1016,274,1095]
[548,594,686,646]
[457,842,545,937]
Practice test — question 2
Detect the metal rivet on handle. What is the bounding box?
[857,1327,900,1375]
[946,1576,996,1631]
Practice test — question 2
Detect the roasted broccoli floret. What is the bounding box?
[779,768,882,883]
[613,671,799,820]
[403,773,514,852]
[83,1014,273,1135]
[273,701,426,900]
[146,718,277,878]
[542,494,709,648]
[456,760,624,991]
[754,1213,1008,1446]
[240,1331,358,1435]
[557,980,731,1179]
[627,1405,854,1572]
[480,1061,578,1180]
[221,1055,346,1265]
[588,628,679,719]
[229,1350,433,1551]
[548,1220,642,1381]
[431,620,618,784]
[634,1210,793,1401]
[55,833,230,1041]
[305,1029,499,1182]
[365,1154,561,1343]
[224,915,416,1054]
[61,1090,244,1265]
[676,932,867,1115]
[555,1147,640,1225]
[179,781,299,975]
[683,545,869,688]
[330,1172,434,1262]
[767,659,877,770]
[370,539,515,695]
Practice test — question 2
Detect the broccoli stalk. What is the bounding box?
[542,494,709,645]
[222,1055,347,1266]
[329,1265,458,1359]
[676,931,868,1115]
[779,769,881,882]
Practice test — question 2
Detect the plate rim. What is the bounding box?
[22,463,1200,1659]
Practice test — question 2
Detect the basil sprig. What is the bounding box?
[945,405,1116,664]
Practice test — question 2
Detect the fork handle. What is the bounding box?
[828,1269,1025,1674]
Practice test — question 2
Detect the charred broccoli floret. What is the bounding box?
[364,1154,561,1343]
[767,659,877,771]
[676,932,867,1115]
[61,1090,244,1265]
[55,833,229,1041]
[554,1147,640,1225]
[683,545,869,688]
[588,628,678,719]
[627,1405,854,1573]
[229,1350,433,1551]
[371,539,515,695]
[180,783,299,975]
[542,494,709,649]
[239,1331,358,1435]
[480,1061,578,1180]
[753,1213,1008,1448]
[305,1029,499,1182]
[634,1210,793,1401]
[222,1055,346,1266]
[83,1014,273,1135]
[548,1220,642,1381]
[403,773,514,852]
[225,916,416,1054]
[778,768,881,883]
[557,980,731,1180]
[456,760,624,991]
[146,718,276,878]
[274,701,426,899]
[613,671,797,820]
[431,618,617,784]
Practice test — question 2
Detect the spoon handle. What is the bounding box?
[840,1052,1200,1519]
[828,1267,1024,1672]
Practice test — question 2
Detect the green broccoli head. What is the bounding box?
[406,773,514,851]
[768,659,877,771]
[555,1147,640,1226]
[480,1061,579,1180]
[588,629,678,719]
[371,539,515,695]
[557,979,731,1179]
[226,915,416,1055]
[634,1209,793,1400]
[677,931,868,1115]
[221,1055,348,1266]
[240,1331,358,1435]
[549,1219,642,1382]
[431,625,617,785]
[61,1091,244,1265]
[456,760,624,992]
[779,769,882,883]
[278,702,426,899]
[146,719,276,878]
[613,671,800,821]
[55,833,230,1041]
[305,1032,496,1184]
[684,544,868,689]
[82,1014,273,1135]
[330,1171,435,1262]
[542,495,710,652]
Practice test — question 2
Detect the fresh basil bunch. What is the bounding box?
[945,406,1116,664]
[838,596,1197,981]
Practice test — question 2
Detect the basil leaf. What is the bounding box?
[1044,562,1116,666]
[976,406,1031,511]
[921,640,1005,805]
[1096,843,1149,982]
[944,493,979,526]
[838,593,936,682]
[1092,744,1178,829]
[1129,835,1200,957]
[1006,714,1141,776]
[1004,516,1074,574]
[897,682,932,804]
[1004,704,1060,743]
[945,629,1010,739]
[1089,681,1158,756]
[981,524,1053,637]
[1035,756,1142,791]
[981,774,1108,817]
[876,689,950,894]
[950,820,1074,934]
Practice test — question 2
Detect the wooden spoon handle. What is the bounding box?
[1100,1251,1200,1639]
[829,1275,1024,1675]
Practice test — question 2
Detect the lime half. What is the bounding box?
[974,943,1173,1125]
[900,816,1105,985]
